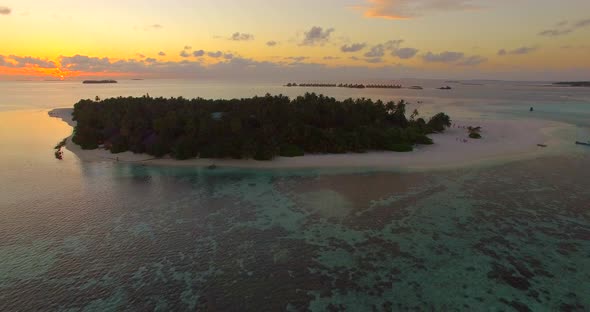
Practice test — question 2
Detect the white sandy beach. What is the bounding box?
[49,108,568,170]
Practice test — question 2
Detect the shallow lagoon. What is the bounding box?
[0,81,589,310]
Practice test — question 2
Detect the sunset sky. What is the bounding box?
[1,0,589,81]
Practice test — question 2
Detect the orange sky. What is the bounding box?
[1,0,590,80]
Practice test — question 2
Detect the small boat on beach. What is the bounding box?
[575,141,590,146]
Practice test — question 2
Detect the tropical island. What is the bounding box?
[553,81,590,87]
[82,80,118,84]
[285,83,402,89]
[70,93,452,161]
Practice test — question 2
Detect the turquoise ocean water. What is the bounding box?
[0,80,589,311]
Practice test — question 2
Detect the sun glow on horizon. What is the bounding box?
[1,0,590,80]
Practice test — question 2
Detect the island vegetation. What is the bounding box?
[71,93,452,161]
[286,83,402,89]
[553,81,590,87]
[467,126,482,139]
[54,138,67,159]
[83,80,118,84]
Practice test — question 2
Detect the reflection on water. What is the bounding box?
[0,82,589,310]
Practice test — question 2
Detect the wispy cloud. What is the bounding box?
[0,55,56,68]
[422,51,486,66]
[574,18,590,28]
[266,41,278,47]
[539,17,590,37]
[207,51,223,58]
[355,0,481,20]
[300,26,334,46]
[158,51,166,57]
[341,43,367,52]
[423,51,464,63]
[365,57,383,63]
[0,6,11,15]
[538,29,572,37]
[364,40,403,57]
[457,55,487,66]
[497,46,538,56]
[230,32,254,41]
[363,40,418,60]
[393,47,419,59]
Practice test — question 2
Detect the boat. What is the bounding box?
[575,141,590,146]
[537,144,547,147]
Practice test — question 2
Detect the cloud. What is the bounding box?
[207,51,223,58]
[361,40,418,60]
[30,55,508,82]
[147,24,163,30]
[0,6,10,15]
[393,47,419,59]
[300,26,334,46]
[538,18,590,37]
[574,18,590,28]
[456,55,487,66]
[224,53,234,60]
[285,56,308,64]
[497,46,538,56]
[357,0,481,20]
[422,51,465,63]
[136,53,146,58]
[158,51,166,56]
[538,29,572,37]
[323,56,340,60]
[0,55,9,67]
[230,32,254,41]
[365,57,383,63]
[560,45,588,50]
[184,46,192,50]
[4,52,587,81]
[364,45,386,58]
[56,55,344,80]
[421,51,485,66]
[145,58,157,63]
[341,43,367,52]
[60,55,112,71]
[180,50,191,58]
[0,55,56,68]
[266,41,278,47]
[193,50,205,57]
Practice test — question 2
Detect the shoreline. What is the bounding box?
[48,108,569,170]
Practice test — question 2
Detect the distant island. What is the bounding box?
[285,83,402,89]
[553,81,590,87]
[82,80,118,84]
[71,93,452,161]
